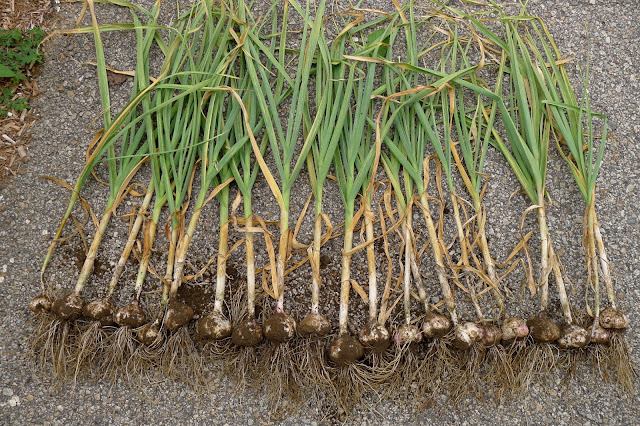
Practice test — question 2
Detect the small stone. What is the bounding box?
[27,395,34,401]
[8,396,20,407]
[626,184,635,193]
[2,388,13,397]
[57,405,64,411]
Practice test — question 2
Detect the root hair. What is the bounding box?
[125,328,167,388]
[606,332,637,394]
[294,338,334,409]
[30,315,78,386]
[259,341,304,418]
[161,327,208,392]
[513,340,559,391]
[225,346,261,390]
[74,321,108,383]
[329,362,377,419]
[483,344,514,400]
[101,326,137,382]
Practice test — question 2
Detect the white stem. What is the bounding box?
[275,207,290,314]
[364,205,378,322]
[214,220,229,313]
[451,191,468,265]
[170,209,201,299]
[586,206,600,319]
[594,220,616,309]
[420,193,458,324]
[550,244,572,324]
[405,210,430,314]
[539,199,572,323]
[135,220,157,301]
[339,226,354,334]
[160,228,178,309]
[537,203,550,312]
[477,208,505,315]
[409,253,429,313]
[106,187,155,300]
[276,252,286,313]
[246,215,256,318]
[74,210,113,295]
[469,280,484,321]
[310,214,322,314]
[402,221,412,325]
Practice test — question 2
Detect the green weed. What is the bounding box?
[0,28,45,116]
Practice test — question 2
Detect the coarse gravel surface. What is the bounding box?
[1,0,639,424]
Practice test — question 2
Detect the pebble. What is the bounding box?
[3,387,13,397]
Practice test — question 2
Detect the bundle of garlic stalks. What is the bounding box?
[29,0,634,416]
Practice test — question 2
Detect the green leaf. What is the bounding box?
[0,63,16,78]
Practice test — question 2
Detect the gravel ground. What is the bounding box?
[1,0,639,424]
